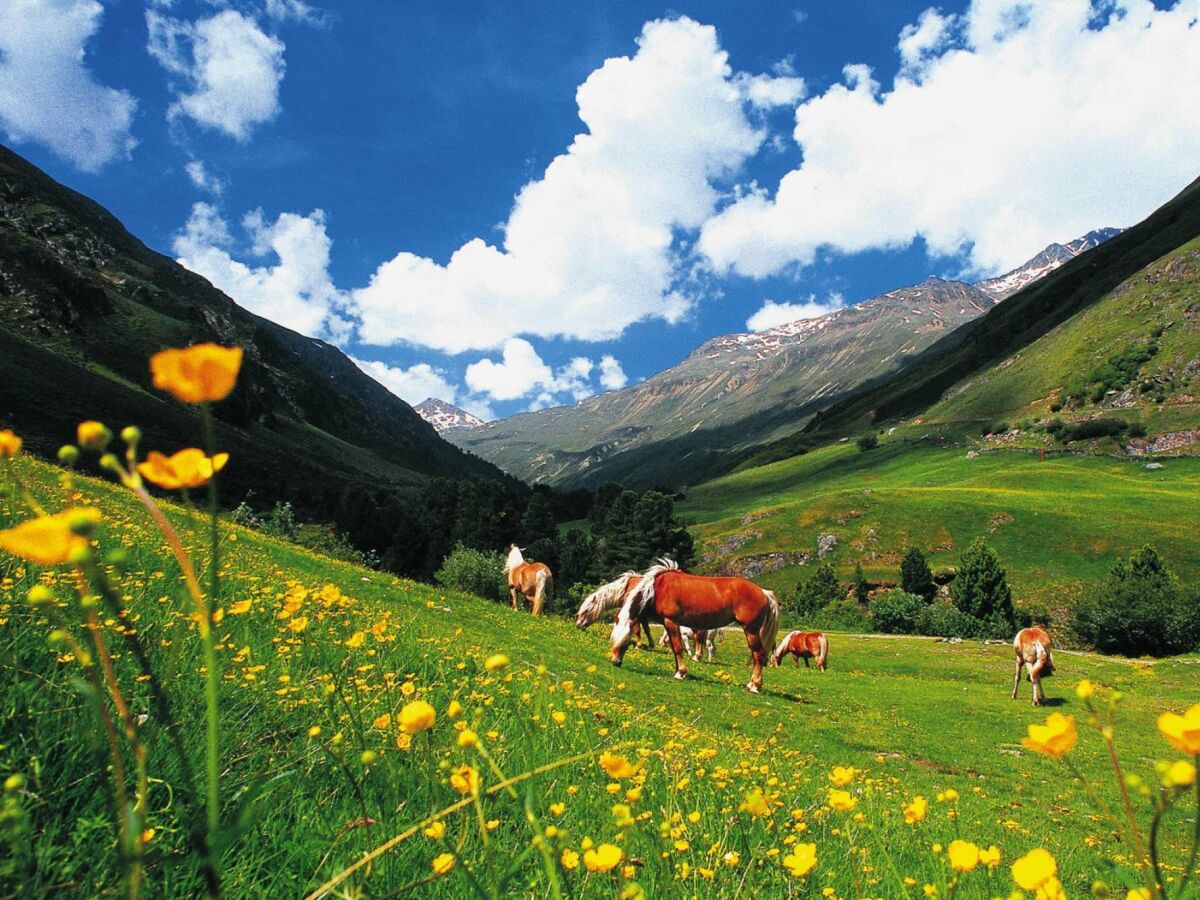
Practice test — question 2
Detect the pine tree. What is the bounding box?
[852,562,870,604]
[951,537,1014,629]
[899,546,935,600]
[793,562,843,617]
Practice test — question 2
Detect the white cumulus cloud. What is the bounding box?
[351,16,769,354]
[173,201,349,341]
[598,355,628,391]
[700,0,1200,278]
[0,0,137,171]
[185,159,226,195]
[351,357,458,406]
[746,292,846,331]
[147,7,286,140]
[463,339,626,406]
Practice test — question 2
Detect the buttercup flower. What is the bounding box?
[484,653,509,671]
[560,849,579,870]
[150,344,243,404]
[782,843,817,877]
[979,845,1002,868]
[947,839,979,873]
[903,796,928,824]
[1022,713,1077,758]
[583,842,623,872]
[137,448,229,490]
[0,509,99,565]
[827,789,857,812]
[1012,847,1057,891]
[1165,759,1196,787]
[431,852,455,876]
[1075,679,1095,700]
[828,766,856,786]
[0,429,21,459]
[449,764,479,795]
[599,751,635,779]
[739,788,771,817]
[399,700,436,735]
[424,820,445,839]
[1157,704,1200,755]
[76,421,111,451]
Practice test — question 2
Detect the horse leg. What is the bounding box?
[793,653,799,668]
[663,619,688,680]
[803,656,811,668]
[509,585,520,612]
[1011,658,1023,701]
[744,628,766,693]
[690,630,704,662]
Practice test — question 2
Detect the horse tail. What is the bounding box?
[815,632,829,670]
[771,629,795,666]
[760,590,781,661]
[532,568,552,616]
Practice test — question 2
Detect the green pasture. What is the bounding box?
[1,455,1197,897]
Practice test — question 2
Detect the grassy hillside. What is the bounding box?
[681,442,1200,616]
[922,237,1200,436]
[2,451,1197,897]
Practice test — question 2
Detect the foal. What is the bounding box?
[770,630,829,670]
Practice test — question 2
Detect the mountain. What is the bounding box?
[976,228,1123,300]
[793,175,1200,450]
[448,278,997,489]
[447,230,1121,491]
[415,398,485,433]
[0,144,505,514]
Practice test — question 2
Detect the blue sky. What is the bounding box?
[3,0,1199,420]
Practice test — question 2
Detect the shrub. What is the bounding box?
[791,562,843,618]
[851,562,870,604]
[870,589,926,634]
[1127,421,1147,438]
[434,544,508,602]
[917,601,981,638]
[813,597,870,632]
[899,546,935,600]
[856,433,878,452]
[1072,546,1200,656]
[951,537,1015,633]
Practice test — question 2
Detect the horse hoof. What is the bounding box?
[674,671,687,680]
[746,683,760,693]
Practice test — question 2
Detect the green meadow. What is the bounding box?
[681,441,1200,615]
[1,453,1197,897]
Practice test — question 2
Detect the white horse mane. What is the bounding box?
[576,572,639,627]
[625,558,679,620]
[772,629,801,663]
[504,545,525,572]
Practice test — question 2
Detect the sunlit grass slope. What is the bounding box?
[681,442,1200,612]
[2,454,1197,897]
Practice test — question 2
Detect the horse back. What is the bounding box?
[653,570,766,628]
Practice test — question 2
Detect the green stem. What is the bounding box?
[200,405,222,861]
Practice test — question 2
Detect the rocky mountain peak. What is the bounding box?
[415,398,485,433]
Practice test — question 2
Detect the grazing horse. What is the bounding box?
[576,572,652,648]
[505,545,553,617]
[611,559,780,693]
[770,630,829,670]
[658,625,718,662]
[1012,626,1055,706]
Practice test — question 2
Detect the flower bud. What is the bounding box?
[360,750,378,766]
[4,774,25,792]
[99,453,121,472]
[120,426,142,446]
[106,548,129,570]
[48,629,69,645]
[27,585,54,606]
[58,445,80,466]
[77,421,112,452]
[1124,773,1142,789]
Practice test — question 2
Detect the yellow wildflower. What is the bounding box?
[447,700,463,719]
[1166,759,1196,787]
[228,599,252,615]
[287,616,308,633]
[431,852,455,876]
[1157,704,1200,755]
[0,509,98,565]
[484,653,509,671]
[560,848,580,870]
[550,802,565,816]
[782,843,817,878]
[979,845,1002,868]
[345,631,365,648]
[599,751,635,779]
[399,700,436,735]
[1126,889,1152,900]
[903,796,928,824]
[424,820,445,839]
[1075,679,1095,700]
[739,788,771,817]
[0,429,21,458]
[450,764,479,795]
[1022,713,1077,758]
[1012,847,1057,891]
[828,765,856,786]
[457,729,478,748]
[827,789,857,812]
[723,850,740,866]
[583,842,623,873]
[137,448,229,490]
[372,713,392,729]
[947,840,979,873]
[76,421,111,451]
[150,343,243,404]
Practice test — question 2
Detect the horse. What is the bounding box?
[575,572,652,648]
[1012,626,1055,706]
[505,545,553,616]
[611,559,780,693]
[658,625,718,662]
[770,630,828,670]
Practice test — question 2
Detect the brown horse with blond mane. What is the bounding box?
[1012,626,1055,706]
[505,545,553,617]
[611,559,780,693]
[770,630,828,670]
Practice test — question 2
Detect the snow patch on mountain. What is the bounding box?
[415,398,484,433]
